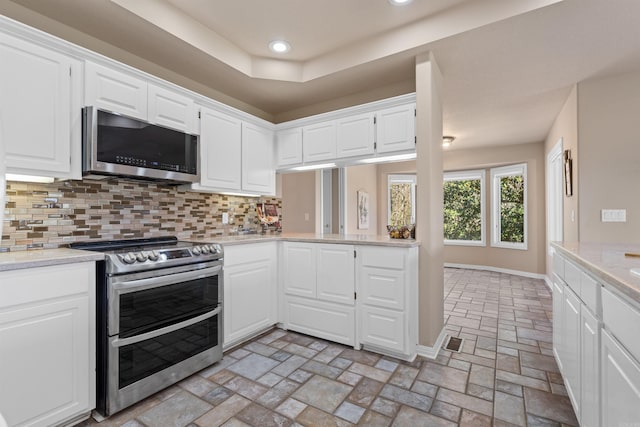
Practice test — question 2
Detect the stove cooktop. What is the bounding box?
[69,236,223,274]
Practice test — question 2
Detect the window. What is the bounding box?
[443,170,485,246]
[491,163,527,250]
[388,174,416,226]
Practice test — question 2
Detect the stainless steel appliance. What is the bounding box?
[69,237,223,417]
[82,106,199,183]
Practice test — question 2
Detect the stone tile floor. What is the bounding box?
[80,267,578,426]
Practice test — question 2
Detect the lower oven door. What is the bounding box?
[106,305,222,415]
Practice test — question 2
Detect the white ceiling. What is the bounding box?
[4,0,640,150]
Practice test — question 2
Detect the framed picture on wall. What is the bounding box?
[357,190,369,229]
[564,149,573,196]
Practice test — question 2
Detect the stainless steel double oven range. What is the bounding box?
[70,237,223,417]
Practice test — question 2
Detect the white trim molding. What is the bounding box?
[416,327,447,360]
[444,263,546,280]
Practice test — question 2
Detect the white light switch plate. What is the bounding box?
[222,212,229,224]
[601,209,626,222]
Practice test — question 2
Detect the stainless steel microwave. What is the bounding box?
[82,106,199,183]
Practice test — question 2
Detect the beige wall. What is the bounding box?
[345,164,378,235]
[281,171,316,233]
[443,142,546,275]
[544,86,578,278]
[577,71,640,243]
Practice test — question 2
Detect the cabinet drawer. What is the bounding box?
[359,247,405,270]
[553,253,565,280]
[0,263,93,309]
[360,267,405,310]
[602,286,640,362]
[564,261,581,295]
[285,296,355,346]
[580,272,600,315]
[360,306,405,353]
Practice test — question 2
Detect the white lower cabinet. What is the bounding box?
[0,262,96,427]
[357,245,418,359]
[580,307,600,427]
[223,242,277,349]
[282,242,355,346]
[601,329,640,426]
[562,284,582,416]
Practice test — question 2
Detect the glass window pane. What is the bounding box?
[443,178,482,241]
[389,182,413,226]
[499,175,524,243]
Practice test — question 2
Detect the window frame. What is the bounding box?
[387,174,416,226]
[490,163,528,250]
[443,169,486,247]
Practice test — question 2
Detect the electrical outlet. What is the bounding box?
[222,212,229,224]
[304,213,310,221]
[601,209,626,222]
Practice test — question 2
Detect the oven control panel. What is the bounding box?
[118,244,223,266]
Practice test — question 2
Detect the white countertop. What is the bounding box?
[205,233,420,248]
[552,241,640,303]
[0,234,418,272]
[0,248,104,272]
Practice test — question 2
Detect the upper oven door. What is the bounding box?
[108,261,222,338]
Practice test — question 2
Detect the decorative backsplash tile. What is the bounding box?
[1,178,281,251]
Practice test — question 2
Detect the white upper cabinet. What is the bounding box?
[276,127,303,167]
[148,84,196,134]
[375,103,415,153]
[195,107,242,191]
[336,112,375,158]
[85,61,197,134]
[302,121,337,163]
[242,123,275,195]
[193,107,275,196]
[0,32,82,179]
[85,61,147,120]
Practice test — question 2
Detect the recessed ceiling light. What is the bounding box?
[388,0,413,5]
[442,136,456,148]
[269,40,290,54]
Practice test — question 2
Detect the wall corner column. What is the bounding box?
[415,52,444,348]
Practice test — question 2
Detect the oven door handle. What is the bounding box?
[111,264,222,293]
[112,306,221,348]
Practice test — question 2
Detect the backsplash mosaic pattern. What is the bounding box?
[1,179,281,251]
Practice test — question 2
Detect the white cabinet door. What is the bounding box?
[196,107,242,191]
[336,113,374,158]
[276,128,303,167]
[85,61,147,120]
[0,262,95,427]
[242,123,275,195]
[223,243,277,348]
[0,33,81,179]
[360,305,405,353]
[148,84,196,133]
[375,104,415,154]
[563,284,582,417]
[601,329,640,426]
[317,244,355,305]
[580,307,600,427]
[552,277,565,371]
[302,121,336,163]
[283,242,316,298]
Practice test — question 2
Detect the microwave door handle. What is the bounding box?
[111,264,222,293]
[112,305,221,348]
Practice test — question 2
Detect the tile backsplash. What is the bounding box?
[1,178,281,251]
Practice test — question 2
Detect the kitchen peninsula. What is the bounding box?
[551,242,640,426]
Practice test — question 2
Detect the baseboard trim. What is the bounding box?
[445,263,546,280]
[543,275,553,291]
[416,327,447,360]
